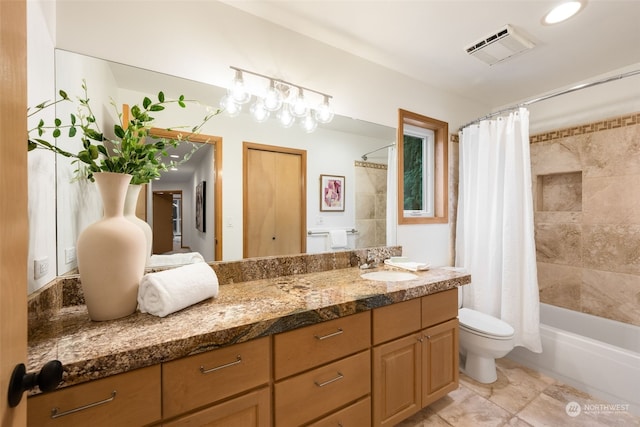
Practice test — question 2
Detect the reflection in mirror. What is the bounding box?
[145,129,222,264]
[397,109,448,225]
[49,50,395,276]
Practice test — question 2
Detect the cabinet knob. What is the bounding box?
[8,360,63,407]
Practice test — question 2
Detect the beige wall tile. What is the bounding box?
[355,193,375,219]
[535,211,582,224]
[583,175,640,225]
[535,223,582,266]
[582,125,640,178]
[530,137,583,176]
[582,224,640,275]
[582,269,640,326]
[537,262,582,310]
[355,219,376,248]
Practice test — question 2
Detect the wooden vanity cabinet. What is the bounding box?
[372,288,459,427]
[273,311,371,427]
[27,365,161,427]
[28,288,460,427]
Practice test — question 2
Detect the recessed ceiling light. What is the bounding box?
[544,1,584,24]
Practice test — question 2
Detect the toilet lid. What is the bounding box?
[459,308,514,338]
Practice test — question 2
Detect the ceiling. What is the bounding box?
[220,0,640,109]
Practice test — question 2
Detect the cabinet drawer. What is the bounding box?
[307,396,371,427]
[162,386,270,427]
[274,311,370,380]
[372,298,421,345]
[274,350,371,427]
[422,288,458,328]
[163,336,270,418]
[27,365,161,427]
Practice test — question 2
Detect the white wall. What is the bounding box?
[54,50,121,276]
[27,0,57,292]
[26,1,640,293]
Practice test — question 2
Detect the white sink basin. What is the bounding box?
[360,271,418,282]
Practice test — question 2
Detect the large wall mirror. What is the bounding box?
[397,109,448,225]
[44,50,396,277]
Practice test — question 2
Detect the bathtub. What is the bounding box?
[507,303,640,416]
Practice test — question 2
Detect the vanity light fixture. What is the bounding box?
[544,1,584,24]
[221,66,334,132]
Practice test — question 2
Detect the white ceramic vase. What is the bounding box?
[77,172,147,321]
[124,184,153,266]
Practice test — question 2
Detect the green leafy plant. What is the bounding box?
[28,80,220,184]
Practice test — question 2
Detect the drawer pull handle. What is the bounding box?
[314,372,344,387]
[50,390,116,419]
[200,355,242,374]
[314,328,343,340]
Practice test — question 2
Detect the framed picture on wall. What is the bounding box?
[196,180,206,232]
[320,174,345,212]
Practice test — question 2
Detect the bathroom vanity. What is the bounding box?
[26,249,469,426]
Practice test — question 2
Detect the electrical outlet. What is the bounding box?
[34,257,49,280]
[65,247,76,264]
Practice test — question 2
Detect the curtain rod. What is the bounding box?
[459,68,640,132]
[361,142,395,161]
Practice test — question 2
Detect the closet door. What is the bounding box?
[244,143,306,258]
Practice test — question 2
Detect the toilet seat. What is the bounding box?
[459,308,514,339]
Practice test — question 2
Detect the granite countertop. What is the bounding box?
[27,265,470,391]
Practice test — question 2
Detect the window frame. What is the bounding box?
[397,109,448,225]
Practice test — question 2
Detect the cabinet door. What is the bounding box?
[372,333,422,427]
[162,386,270,427]
[421,318,459,407]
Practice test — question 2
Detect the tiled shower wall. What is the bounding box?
[354,161,387,248]
[530,112,640,327]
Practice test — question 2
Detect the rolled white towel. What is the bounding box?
[147,252,205,268]
[137,262,219,317]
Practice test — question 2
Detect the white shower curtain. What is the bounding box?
[386,146,397,246]
[456,108,542,352]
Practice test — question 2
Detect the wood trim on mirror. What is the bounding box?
[397,109,448,225]
[149,127,223,261]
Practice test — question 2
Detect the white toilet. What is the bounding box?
[458,291,515,383]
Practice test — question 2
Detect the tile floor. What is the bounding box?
[397,358,640,427]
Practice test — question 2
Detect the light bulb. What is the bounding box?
[228,69,250,104]
[250,98,270,123]
[290,87,308,118]
[278,106,295,128]
[300,113,317,133]
[314,95,334,123]
[220,95,241,117]
[263,80,283,112]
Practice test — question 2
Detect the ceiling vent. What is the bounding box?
[465,24,535,65]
